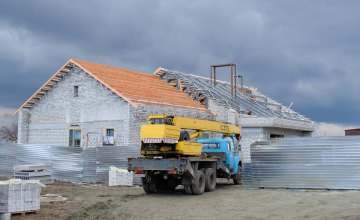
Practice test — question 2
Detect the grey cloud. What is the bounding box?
[0,0,359,125]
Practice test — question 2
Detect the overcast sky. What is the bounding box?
[0,0,359,133]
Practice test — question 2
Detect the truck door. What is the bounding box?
[227,141,235,171]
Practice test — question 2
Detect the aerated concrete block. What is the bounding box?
[0,180,41,213]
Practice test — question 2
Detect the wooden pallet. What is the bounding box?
[1,210,37,217]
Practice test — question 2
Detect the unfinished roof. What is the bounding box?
[15,59,206,113]
[155,68,313,123]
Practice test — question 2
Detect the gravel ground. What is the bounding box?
[10,181,360,220]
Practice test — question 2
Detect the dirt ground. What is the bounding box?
[11,181,360,220]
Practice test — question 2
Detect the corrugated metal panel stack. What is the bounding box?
[0,145,17,177]
[240,128,265,188]
[251,136,360,189]
[50,146,84,182]
[16,145,51,168]
[0,143,141,184]
[82,147,97,183]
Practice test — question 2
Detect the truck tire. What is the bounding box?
[179,131,190,141]
[150,181,160,193]
[191,170,206,195]
[204,168,216,192]
[143,183,152,194]
[184,185,193,195]
[142,178,152,194]
[233,165,242,185]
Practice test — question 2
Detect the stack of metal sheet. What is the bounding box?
[82,147,97,183]
[0,145,17,177]
[0,143,140,184]
[50,146,84,182]
[250,136,360,189]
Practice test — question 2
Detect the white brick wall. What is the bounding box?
[17,67,212,147]
[17,109,30,144]
[18,67,129,147]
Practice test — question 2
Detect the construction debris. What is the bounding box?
[41,194,67,203]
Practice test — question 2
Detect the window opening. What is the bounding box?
[103,128,115,146]
[74,86,79,97]
[69,129,81,147]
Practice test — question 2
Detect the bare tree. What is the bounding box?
[0,124,18,143]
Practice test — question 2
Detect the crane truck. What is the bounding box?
[128,114,242,195]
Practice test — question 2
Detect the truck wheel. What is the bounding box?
[179,131,190,141]
[142,178,152,194]
[233,165,242,185]
[184,185,193,195]
[204,168,216,192]
[191,170,206,195]
[143,182,152,194]
[150,181,160,193]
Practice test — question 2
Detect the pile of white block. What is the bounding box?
[0,179,42,214]
[14,164,52,185]
[108,166,133,186]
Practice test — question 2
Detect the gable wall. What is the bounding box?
[18,67,130,146]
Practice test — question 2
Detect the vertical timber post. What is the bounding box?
[210,63,237,97]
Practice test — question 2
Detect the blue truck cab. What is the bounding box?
[197,135,242,184]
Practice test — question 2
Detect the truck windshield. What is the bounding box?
[202,143,220,149]
[225,137,235,151]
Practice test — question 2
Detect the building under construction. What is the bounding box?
[15,59,315,176]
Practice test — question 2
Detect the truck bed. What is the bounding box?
[128,156,231,177]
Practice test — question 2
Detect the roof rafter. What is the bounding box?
[15,60,207,115]
[14,59,139,114]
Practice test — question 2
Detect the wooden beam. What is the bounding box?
[51,77,61,82]
[42,87,51,90]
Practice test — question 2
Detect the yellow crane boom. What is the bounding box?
[172,115,239,135]
[140,114,240,156]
